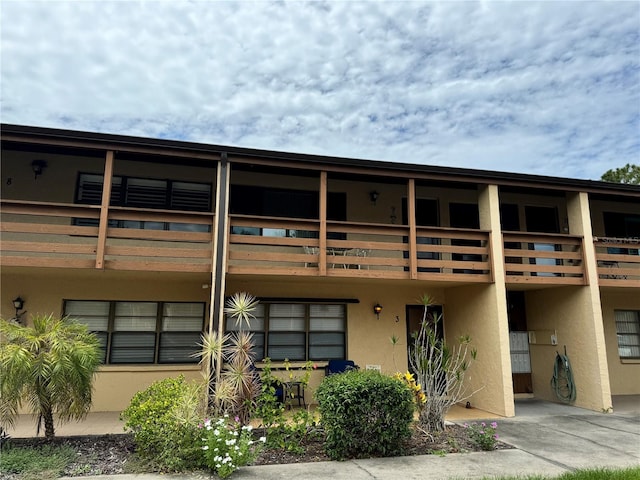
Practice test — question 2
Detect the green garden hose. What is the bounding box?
[551,347,576,404]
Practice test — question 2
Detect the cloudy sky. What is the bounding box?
[1,1,639,180]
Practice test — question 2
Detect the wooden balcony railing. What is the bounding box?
[502,232,585,285]
[227,215,491,282]
[0,200,213,272]
[593,237,640,287]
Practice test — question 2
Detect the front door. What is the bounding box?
[406,304,443,377]
[507,291,533,394]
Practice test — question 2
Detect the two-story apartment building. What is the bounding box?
[1,123,638,417]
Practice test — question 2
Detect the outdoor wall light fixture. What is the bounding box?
[31,160,47,179]
[369,190,379,205]
[373,303,383,319]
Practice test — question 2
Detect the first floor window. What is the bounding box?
[615,310,640,359]
[225,302,346,362]
[64,300,205,364]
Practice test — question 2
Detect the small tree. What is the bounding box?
[0,314,101,439]
[601,164,640,184]
[409,295,478,432]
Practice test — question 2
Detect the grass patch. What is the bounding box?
[479,466,640,480]
[556,467,640,480]
[0,444,76,480]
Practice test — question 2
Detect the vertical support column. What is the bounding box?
[319,171,328,276]
[210,153,231,383]
[95,150,114,269]
[407,179,418,279]
[565,191,612,411]
[478,184,513,416]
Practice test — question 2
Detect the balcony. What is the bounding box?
[0,200,213,272]
[593,237,640,287]
[227,215,491,283]
[502,232,586,285]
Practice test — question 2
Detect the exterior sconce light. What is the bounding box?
[373,303,383,319]
[369,190,379,205]
[32,160,47,179]
[12,296,25,323]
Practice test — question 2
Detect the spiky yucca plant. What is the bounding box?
[0,314,101,439]
[195,293,260,424]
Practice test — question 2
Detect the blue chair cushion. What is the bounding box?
[325,359,359,375]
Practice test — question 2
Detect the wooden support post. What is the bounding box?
[95,151,114,269]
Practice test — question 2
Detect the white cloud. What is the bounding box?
[1,0,638,180]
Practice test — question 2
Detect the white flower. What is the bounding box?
[202,445,209,450]
[213,429,220,435]
[259,436,267,443]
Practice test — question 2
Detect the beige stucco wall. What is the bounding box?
[225,276,445,404]
[1,268,211,412]
[525,286,612,411]
[601,290,640,395]
[444,284,513,417]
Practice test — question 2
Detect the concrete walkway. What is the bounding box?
[9,396,640,480]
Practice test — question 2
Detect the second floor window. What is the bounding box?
[75,173,213,231]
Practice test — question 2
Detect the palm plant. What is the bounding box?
[0,314,101,439]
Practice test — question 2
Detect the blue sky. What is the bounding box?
[1,1,639,180]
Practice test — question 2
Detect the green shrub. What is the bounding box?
[120,375,204,472]
[315,370,414,460]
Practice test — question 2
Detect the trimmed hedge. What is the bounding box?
[315,370,414,460]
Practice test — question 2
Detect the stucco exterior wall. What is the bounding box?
[1,268,211,411]
[525,286,611,411]
[601,290,640,396]
[444,284,513,417]
[225,276,445,404]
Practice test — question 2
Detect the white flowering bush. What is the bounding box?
[200,415,265,478]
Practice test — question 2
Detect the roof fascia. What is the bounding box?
[2,123,639,198]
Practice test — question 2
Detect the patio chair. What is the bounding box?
[325,359,359,375]
[303,246,319,267]
[342,248,370,269]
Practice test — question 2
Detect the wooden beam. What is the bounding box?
[95,151,114,269]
